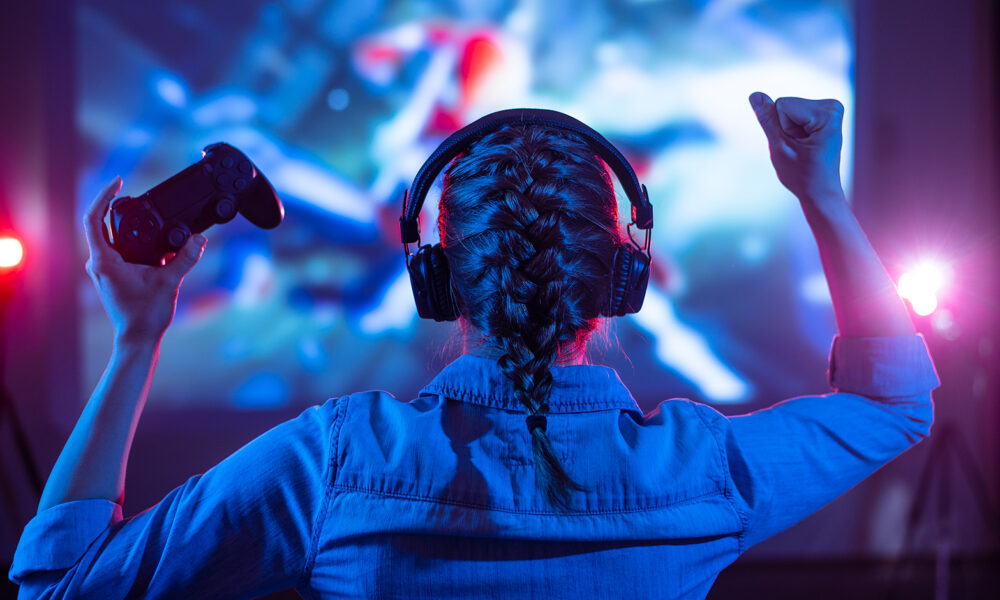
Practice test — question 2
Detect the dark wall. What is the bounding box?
[0,0,56,556]
[1,0,997,579]
[847,0,998,556]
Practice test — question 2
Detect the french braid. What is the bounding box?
[439,124,623,511]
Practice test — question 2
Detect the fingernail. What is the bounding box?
[193,234,207,246]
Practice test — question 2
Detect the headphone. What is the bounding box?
[400,108,654,322]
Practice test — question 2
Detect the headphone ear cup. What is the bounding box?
[427,244,460,321]
[406,245,434,320]
[605,243,651,316]
[408,244,459,322]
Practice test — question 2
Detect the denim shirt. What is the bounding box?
[10,335,940,599]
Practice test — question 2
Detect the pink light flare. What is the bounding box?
[897,261,947,317]
[0,236,24,269]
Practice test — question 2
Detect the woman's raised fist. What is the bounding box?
[749,92,845,202]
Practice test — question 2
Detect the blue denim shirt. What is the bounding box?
[10,335,939,599]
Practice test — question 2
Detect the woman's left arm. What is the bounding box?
[38,336,161,513]
[38,176,206,513]
[13,178,337,597]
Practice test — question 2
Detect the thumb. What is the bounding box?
[749,91,782,143]
[163,233,207,281]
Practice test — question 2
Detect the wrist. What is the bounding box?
[797,184,846,207]
[798,188,853,229]
[113,329,163,354]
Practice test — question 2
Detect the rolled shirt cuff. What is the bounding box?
[827,333,941,397]
[9,499,123,584]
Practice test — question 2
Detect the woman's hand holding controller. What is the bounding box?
[84,176,207,345]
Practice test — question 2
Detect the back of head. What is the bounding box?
[438,123,624,511]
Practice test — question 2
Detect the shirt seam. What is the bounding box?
[301,395,348,590]
[423,383,639,413]
[329,483,726,516]
[690,402,750,553]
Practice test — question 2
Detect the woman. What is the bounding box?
[9,93,939,599]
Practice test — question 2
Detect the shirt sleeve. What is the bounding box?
[8,396,345,599]
[693,334,940,551]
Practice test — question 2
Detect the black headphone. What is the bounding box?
[400,108,654,322]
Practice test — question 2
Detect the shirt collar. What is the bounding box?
[419,354,643,415]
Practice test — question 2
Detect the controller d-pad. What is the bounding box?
[234,178,248,190]
[222,156,235,168]
[238,160,253,174]
[123,213,157,243]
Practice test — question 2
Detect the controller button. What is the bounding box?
[234,177,248,190]
[126,215,141,228]
[238,160,253,174]
[142,217,156,231]
[222,156,235,168]
[140,232,155,245]
[128,229,141,240]
[203,163,214,174]
[215,173,235,188]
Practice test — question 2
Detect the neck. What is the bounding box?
[462,335,589,366]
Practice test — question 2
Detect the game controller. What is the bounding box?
[104,142,284,266]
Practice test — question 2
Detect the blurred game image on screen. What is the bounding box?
[76,0,852,413]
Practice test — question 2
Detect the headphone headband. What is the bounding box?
[399,108,653,246]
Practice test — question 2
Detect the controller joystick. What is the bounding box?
[212,196,238,223]
[105,143,284,265]
[166,224,190,251]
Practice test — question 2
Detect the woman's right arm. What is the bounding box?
[749,92,915,338]
[702,94,939,552]
[797,189,916,336]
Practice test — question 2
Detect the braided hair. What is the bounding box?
[438,124,624,511]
